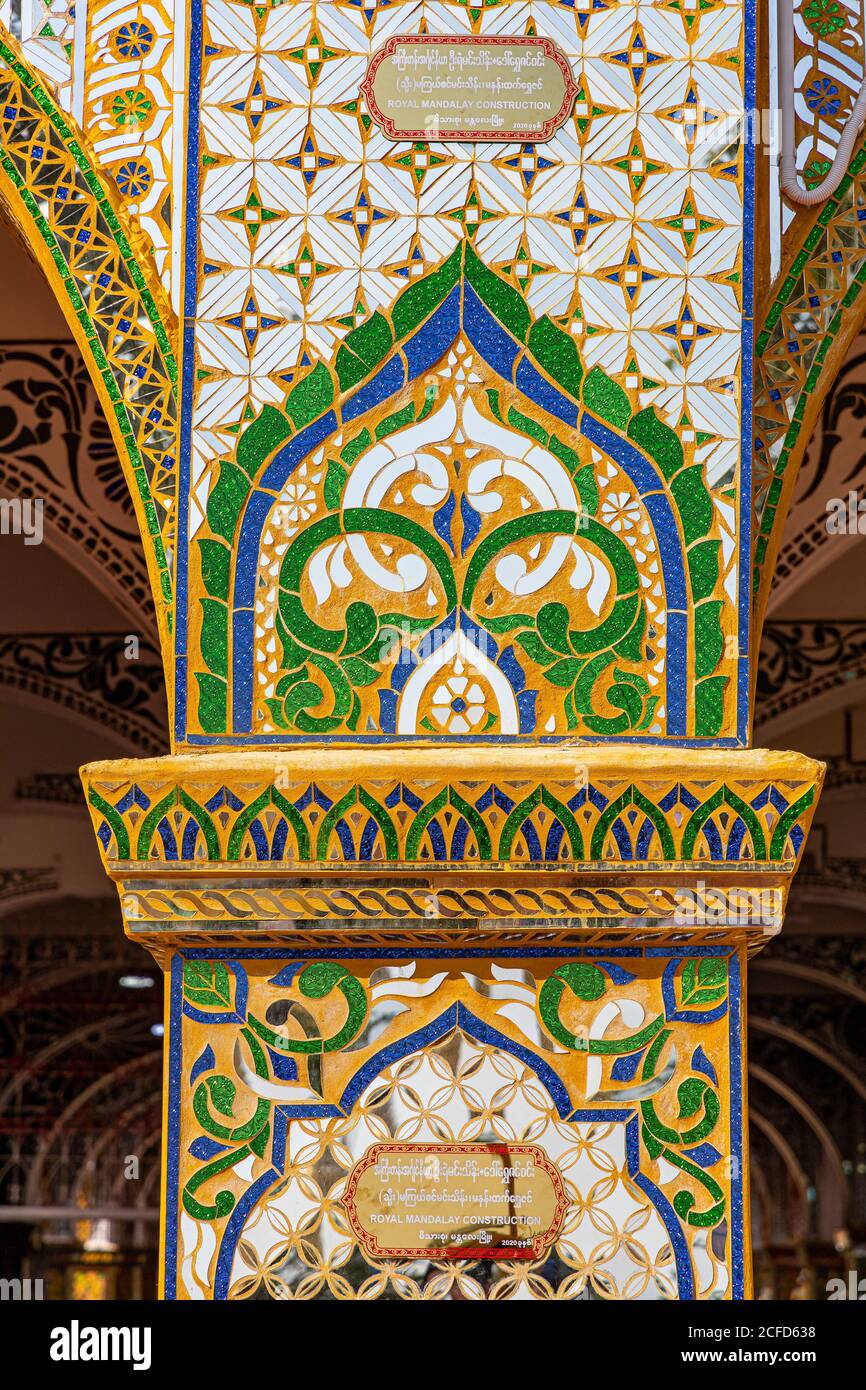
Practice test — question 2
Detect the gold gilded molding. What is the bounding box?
[80,744,823,952]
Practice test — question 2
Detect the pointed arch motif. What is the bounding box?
[189,241,731,747]
[314,786,399,863]
[136,789,219,862]
[499,785,585,862]
[681,788,767,862]
[205,1004,696,1302]
[405,786,493,863]
[226,788,311,864]
[590,787,677,862]
[395,627,521,738]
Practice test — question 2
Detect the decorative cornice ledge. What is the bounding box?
[80,746,824,955]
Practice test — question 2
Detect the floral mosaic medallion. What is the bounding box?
[169,950,742,1301]
[188,245,740,746]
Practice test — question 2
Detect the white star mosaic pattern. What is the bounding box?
[188,0,747,549]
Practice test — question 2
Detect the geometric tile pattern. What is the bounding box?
[0,0,78,111]
[1,0,178,302]
[81,0,176,297]
[190,1,747,489]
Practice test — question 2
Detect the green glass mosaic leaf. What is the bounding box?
[343,600,378,655]
[336,311,393,391]
[515,630,560,665]
[545,656,582,687]
[285,360,333,429]
[183,960,232,1009]
[527,316,583,399]
[376,402,415,439]
[688,540,720,601]
[507,405,548,445]
[200,598,228,675]
[677,1078,707,1120]
[628,407,683,480]
[205,1075,236,1118]
[574,463,599,516]
[199,539,231,599]
[582,366,630,430]
[695,601,724,678]
[341,428,372,466]
[670,466,713,544]
[695,674,726,736]
[537,602,571,655]
[206,461,251,543]
[236,403,292,477]
[195,672,227,733]
[323,459,346,508]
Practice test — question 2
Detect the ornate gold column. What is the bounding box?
[0,0,828,1300]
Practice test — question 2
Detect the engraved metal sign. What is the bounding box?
[361,35,577,143]
[343,1141,568,1261]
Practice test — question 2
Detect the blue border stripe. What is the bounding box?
[214,1169,280,1299]
[729,950,745,1299]
[164,954,183,1299]
[739,0,756,746]
[181,731,747,747]
[625,1113,694,1299]
[181,946,726,961]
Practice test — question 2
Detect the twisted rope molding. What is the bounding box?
[122,882,687,922]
